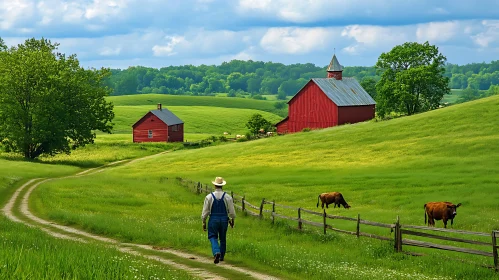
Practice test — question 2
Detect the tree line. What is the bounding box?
[104,58,499,98]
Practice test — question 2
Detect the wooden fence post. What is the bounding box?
[242,196,245,212]
[196,182,201,194]
[259,198,265,218]
[356,214,360,238]
[493,230,498,272]
[323,209,327,235]
[205,184,208,194]
[272,200,275,225]
[394,216,401,252]
[231,191,234,199]
[298,208,302,230]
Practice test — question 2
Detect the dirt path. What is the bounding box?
[2,156,279,280]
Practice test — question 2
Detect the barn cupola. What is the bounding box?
[157,103,162,111]
[327,54,343,80]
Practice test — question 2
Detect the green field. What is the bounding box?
[112,105,283,135]
[108,93,279,112]
[23,95,499,279]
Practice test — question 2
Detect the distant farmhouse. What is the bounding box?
[276,54,376,134]
[132,103,184,142]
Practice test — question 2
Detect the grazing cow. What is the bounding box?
[317,192,351,209]
[223,132,230,136]
[424,202,462,228]
[266,131,274,136]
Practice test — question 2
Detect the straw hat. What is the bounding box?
[212,177,226,187]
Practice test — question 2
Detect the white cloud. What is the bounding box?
[342,45,360,55]
[238,0,272,10]
[238,0,345,22]
[85,0,128,20]
[416,21,459,43]
[99,47,122,56]
[152,36,188,57]
[0,0,34,30]
[230,50,254,61]
[260,27,338,54]
[341,25,408,46]
[472,20,499,48]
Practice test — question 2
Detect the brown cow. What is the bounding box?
[424,202,462,228]
[317,192,351,209]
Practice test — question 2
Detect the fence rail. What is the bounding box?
[177,177,498,272]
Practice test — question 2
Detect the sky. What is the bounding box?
[1,0,499,69]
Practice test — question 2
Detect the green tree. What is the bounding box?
[375,42,450,118]
[457,87,481,103]
[486,84,499,97]
[247,77,262,93]
[246,113,272,135]
[115,70,139,94]
[360,77,377,100]
[0,38,6,51]
[0,38,114,159]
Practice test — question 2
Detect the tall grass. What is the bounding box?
[0,216,194,280]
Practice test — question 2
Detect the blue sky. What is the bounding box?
[1,0,499,69]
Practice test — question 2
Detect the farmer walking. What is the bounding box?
[201,176,236,264]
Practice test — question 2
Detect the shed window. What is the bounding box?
[148,130,153,138]
[172,125,178,132]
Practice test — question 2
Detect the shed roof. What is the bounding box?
[311,77,376,106]
[150,109,184,125]
[327,54,343,72]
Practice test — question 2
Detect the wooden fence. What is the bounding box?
[178,178,499,271]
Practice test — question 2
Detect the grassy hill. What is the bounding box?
[107,93,281,112]
[29,95,499,279]
[113,105,283,135]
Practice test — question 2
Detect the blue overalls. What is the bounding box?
[208,192,228,259]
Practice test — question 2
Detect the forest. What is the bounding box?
[104,59,499,100]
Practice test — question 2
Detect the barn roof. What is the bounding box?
[150,109,184,125]
[311,77,376,106]
[132,108,184,128]
[327,54,343,72]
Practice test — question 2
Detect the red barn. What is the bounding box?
[276,54,376,134]
[132,104,184,142]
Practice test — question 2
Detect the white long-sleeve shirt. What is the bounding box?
[201,189,236,222]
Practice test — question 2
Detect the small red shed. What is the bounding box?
[276,54,376,134]
[132,104,184,142]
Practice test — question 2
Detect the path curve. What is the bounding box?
[2,155,279,280]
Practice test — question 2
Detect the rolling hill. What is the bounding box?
[28,95,499,279]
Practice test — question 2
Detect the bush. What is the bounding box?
[274,102,286,109]
[302,127,311,132]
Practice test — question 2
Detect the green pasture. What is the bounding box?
[107,94,278,112]
[113,105,283,135]
[29,95,499,279]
